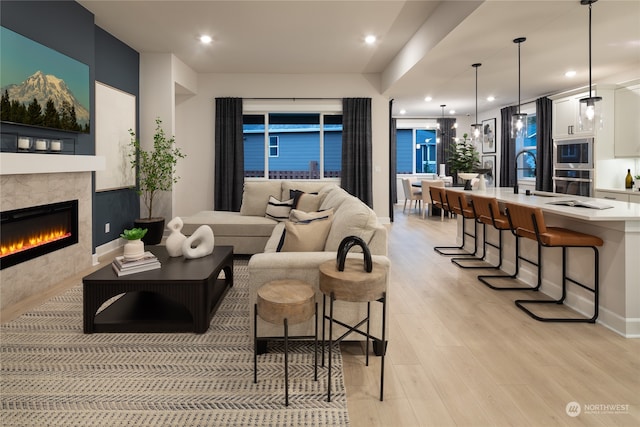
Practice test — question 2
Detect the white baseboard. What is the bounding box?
[92,238,123,265]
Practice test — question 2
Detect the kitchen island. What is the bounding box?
[448,187,640,337]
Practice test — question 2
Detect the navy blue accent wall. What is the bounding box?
[1,1,141,251]
[94,27,140,246]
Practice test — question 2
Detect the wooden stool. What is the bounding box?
[253,279,318,406]
[319,259,387,402]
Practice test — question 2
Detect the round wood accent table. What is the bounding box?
[319,259,388,402]
[253,279,318,406]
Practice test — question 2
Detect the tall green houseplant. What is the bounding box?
[447,133,480,178]
[128,118,185,244]
[129,118,185,220]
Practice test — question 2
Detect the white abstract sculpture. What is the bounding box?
[182,225,215,259]
[166,217,187,257]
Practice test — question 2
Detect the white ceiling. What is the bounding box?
[78,0,640,118]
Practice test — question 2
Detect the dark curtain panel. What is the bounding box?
[499,106,518,187]
[436,118,457,177]
[536,97,553,192]
[214,97,244,211]
[389,101,397,221]
[341,97,373,207]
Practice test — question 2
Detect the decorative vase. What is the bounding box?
[123,239,145,261]
[182,225,215,259]
[166,217,187,257]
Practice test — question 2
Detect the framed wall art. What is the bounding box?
[482,118,496,153]
[0,26,90,134]
[481,155,496,187]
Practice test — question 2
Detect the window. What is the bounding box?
[516,112,537,180]
[243,112,342,179]
[269,136,279,157]
[395,121,438,174]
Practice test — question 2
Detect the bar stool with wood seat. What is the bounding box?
[446,188,486,268]
[504,202,603,322]
[319,237,388,402]
[254,279,318,406]
[469,194,541,291]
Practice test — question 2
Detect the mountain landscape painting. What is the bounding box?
[0,26,90,133]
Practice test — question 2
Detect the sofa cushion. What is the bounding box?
[289,208,334,222]
[265,196,293,221]
[182,211,276,237]
[319,186,351,211]
[240,181,283,217]
[324,198,378,251]
[277,214,334,252]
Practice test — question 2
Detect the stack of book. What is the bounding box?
[112,251,161,276]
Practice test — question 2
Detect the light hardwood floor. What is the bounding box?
[2,207,639,427]
[341,206,640,427]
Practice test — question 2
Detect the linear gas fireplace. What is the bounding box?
[0,200,79,270]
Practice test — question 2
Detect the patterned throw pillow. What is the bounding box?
[277,211,334,252]
[265,196,293,221]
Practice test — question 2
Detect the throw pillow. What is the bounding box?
[290,190,322,212]
[277,213,334,252]
[265,196,293,221]
[289,208,334,222]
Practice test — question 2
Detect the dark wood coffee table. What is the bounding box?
[83,246,233,334]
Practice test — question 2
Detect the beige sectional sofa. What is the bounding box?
[182,180,390,350]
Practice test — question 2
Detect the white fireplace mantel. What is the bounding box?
[0,153,105,175]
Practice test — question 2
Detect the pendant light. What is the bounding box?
[510,37,527,138]
[437,104,446,143]
[578,0,602,130]
[471,63,482,142]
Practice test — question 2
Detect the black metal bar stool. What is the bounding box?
[470,194,541,291]
[319,253,388,402]
[254,279,318,406]
[430,187,477,257]
[504,202,603,322]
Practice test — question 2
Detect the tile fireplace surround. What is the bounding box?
[0,153,104,310]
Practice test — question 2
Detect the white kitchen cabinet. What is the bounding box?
[595,189,640,203]
[595,190,628,202]
[552,92,593,139]
[614,83,640,157]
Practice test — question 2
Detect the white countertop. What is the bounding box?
[449,187,640,221]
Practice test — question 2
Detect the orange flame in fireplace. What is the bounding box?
[0,227,71,258]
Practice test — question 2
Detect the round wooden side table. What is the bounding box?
[319,259,388,402]
[253,279,318,406]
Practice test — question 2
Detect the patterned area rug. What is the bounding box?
[1,258,349,426]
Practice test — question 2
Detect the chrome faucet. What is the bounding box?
[513,150,537,194]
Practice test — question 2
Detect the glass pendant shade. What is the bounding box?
[578,95,603,131]
[511,112,527,138]
[471,123,482,142]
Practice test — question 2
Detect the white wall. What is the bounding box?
[172,73,391,220]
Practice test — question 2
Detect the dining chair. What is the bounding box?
[401,178,421,215]
[420,180,444,219]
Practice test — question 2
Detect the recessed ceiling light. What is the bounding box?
[365,35,376,45]
[449,109,455,115]
[424,96,432,102]
[200,35,213,44]
[487,96,495,102]
[399,109,406,115]
[565,70,577,78]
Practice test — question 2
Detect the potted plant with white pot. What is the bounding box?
[128,118,186,245]
[120,227,147,260]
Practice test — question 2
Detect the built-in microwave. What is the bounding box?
[553,138,594,169]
